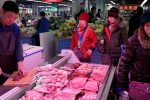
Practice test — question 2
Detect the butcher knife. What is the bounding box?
[1,72,12,78]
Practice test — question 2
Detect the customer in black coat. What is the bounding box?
[128,7,143,38]
[117,11,150,91]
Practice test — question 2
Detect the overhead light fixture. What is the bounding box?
[107,3,112,6]
[140,0,147,6]
[110,1,116,5]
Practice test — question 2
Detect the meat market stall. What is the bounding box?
[0,50,116,100]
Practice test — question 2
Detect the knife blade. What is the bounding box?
[2,72,11,78]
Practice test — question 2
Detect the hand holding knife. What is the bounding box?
[0,67,12,78]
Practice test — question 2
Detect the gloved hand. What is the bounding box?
[18,61,27,76]
[0,67,2,75]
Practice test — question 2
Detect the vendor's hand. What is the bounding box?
[18,62,27,76]
[100,39,104,44]
[0,67,2,75]
[87,49,92,56]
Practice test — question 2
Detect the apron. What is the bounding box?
[0,25,17,85]
[74,27,90,62]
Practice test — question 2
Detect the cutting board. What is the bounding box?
[3,68,38,86]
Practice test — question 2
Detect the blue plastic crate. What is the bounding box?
[21,37,31,44]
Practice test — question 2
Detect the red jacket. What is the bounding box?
[70,27,98,59]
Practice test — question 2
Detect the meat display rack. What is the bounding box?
[0,49,116,100]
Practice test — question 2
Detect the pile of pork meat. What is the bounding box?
[22,63,109,100]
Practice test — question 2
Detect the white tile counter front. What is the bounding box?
[23,44,44,71]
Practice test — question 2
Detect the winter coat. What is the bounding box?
[70,27,98,59]
[36,17,50,33]
[117,29,150,91]
[101,20,127,65]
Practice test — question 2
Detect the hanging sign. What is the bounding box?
[43,0,62,2]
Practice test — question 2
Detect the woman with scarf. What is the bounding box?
[70,12,98,62]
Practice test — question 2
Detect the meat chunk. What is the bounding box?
[84,80,99,92]
[69,77,87,89]
[22,90,44,100]
[13,71,23,81]
[79,92,97,100]
[54,87,81,100]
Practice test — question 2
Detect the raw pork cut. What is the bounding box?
[84,80,99,92]
[54,87,81,100]
[69,77,87,89]
[22,90,44,100]
[90,66,108,82]
[79,92,97,100]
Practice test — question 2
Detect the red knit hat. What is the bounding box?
[78,12,90,22]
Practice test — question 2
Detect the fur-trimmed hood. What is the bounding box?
[137,27,150,49]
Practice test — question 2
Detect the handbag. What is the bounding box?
[129,81,150,100]
[98,43,105,53]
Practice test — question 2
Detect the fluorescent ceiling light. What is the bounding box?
[110,1,115,5]
[68,0,72,1]
[140,0,147,6]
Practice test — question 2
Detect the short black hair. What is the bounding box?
[40,11,45,16]
[137,7,143,14]
[2,1,19,14]
[91,6,96,11]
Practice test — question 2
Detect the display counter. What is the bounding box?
[0,50,116,100]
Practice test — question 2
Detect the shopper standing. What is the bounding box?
[34,11,50,46]
[88,6,96,23]
[117,11,150,100]
[99,7,127,66]
[128,7,143,38]
[0,1,26,85]
[71,12,98,62]
[36,11,50,33]
[96,9,101,18]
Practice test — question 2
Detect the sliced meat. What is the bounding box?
[44,94,54,100]
[54,87,82,100]
[69,77,87,89]
[84,80,99,92]
[79,92,97,100]
[22,90,44,100]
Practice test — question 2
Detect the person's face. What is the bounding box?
[1,11,18,25]
[79,20,87,29]
[108,16,118,25]
[144,22,150,37]
[93,9,96,13]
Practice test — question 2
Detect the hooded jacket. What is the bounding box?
[117,27,150,91]
[101,16,127,65]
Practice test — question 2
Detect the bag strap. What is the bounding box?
[105,27,111,41]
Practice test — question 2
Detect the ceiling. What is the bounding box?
[111,0,150,5]
[16,0,72,7]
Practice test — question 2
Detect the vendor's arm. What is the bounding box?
[116,39,135,91]
[0,67,2,75]
[14,24,27,76]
